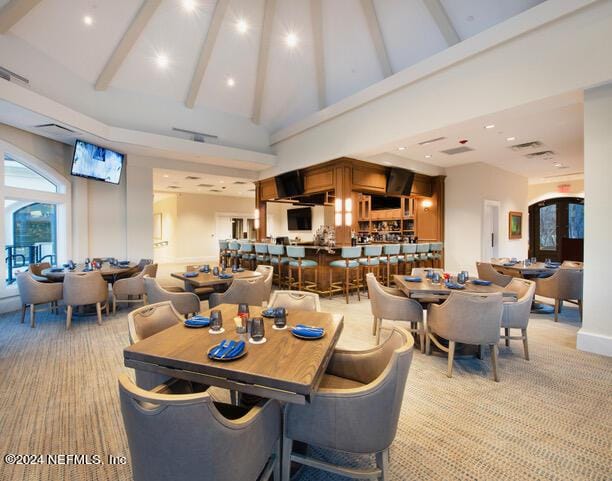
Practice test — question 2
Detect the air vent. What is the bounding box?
[440,146,474,155]
[34,123,75,136]
[525,150,555,159]
[248,189,255,192]
[510,141,542,151]
[0,66,29,86]
[233,181,248,185]
[185,176,201,180]
[418,136,446,146]
[209,189,222,192]
[172,127,219,144]
[197,183,214,187]
[167,185,180,189]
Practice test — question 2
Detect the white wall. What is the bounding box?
[152,194,178,263]
[266,203,334,242]
[445,162,528,274]
[528,179,585,204]
[578,83,612,357]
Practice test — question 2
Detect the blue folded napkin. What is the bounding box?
[184,316,210,327]
[404,276,422,282]
[118,261,130,265]
[50,267,64,272]
[445,281,465,290]
[471,279,492,286]
[545,263,560,268]
[82,267,93,272]
[199,267,210,273]
[502,262,516,267]
[209,340,245,359]
[292,324,325,338]
[184,271,198,278]
[218,273,233,279]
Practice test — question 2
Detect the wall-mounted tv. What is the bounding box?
[371,196,401,210]
[386,167,414,196]
[287,207,312,231]
[275,170,304,198]
[71,140,125,185]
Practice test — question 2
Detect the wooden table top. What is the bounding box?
[123,304,344,404]
[171,269,261,288]
[394,275,517,300]
[491,261,557,273]
[42,263,136,280]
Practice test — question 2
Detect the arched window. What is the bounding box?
[0,141,70,292]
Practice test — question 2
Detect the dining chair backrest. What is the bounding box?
[501,279,535,329]
[128,301,182,344]
[63,271,108,306]
[401,244,417,254]
[476,262,512,287]
[254,243,269,254]
[228,241,240,251]
[136,259,153,271]
[363,245,383,257]
[536,268,583,300]
[268,290,321,311]
[239,243,253,253]
[143,277,200,316]
[366,273,422,323]
[341,246,362,259]
[218,240,229,250]
[16,271,58,305]
[382,244,400,256]
[561,260,583,268]
[415,243,430,254]
[268,244,285,256]
[286,246,306,258]
[429,242,443,252]
[29,262,51,277]
[255,265,273,300]
[209,277,266,308]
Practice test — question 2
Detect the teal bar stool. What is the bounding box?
[268,244,289,287]
[286,246,318,292]
[399,243,417,274]
[254,243,270,266]
[330,246,362,303]
[359,245,382,296]
[380,244,401,287]
[218,240,231,266]
[228,241,241,268]
[238,242,255,270]
[415,243,430,267]
[428,242,444,268]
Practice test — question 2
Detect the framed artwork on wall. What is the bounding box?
[509,211,522,239]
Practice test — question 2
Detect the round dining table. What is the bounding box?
[41,263,138,283]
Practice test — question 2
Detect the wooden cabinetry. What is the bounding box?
[357,194,417,237]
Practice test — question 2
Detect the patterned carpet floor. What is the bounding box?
[0,294,610,481]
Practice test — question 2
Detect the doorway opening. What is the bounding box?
[482,200,500,262]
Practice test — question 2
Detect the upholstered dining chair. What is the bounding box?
[501,278,536,360]
[268,290,321,312]
[427,291,503,381]
[16,272,63,328]
[208,276,266,309]
[112,263,158,313]
[476,262,513,287]
[281,327,414,481]
[63,271,109,329]
[28,262,52,282]
[367,273,424,349]
[119,375,281,481]
[256,265,274,301]
[535,269,583,322]
[144,277,200,317]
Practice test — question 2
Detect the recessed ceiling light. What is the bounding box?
[156,53,169,69]
[484,124,495,129]
[182,0,197,12]
[397,146,406,151]
[219,180,224,184]
[236,19,248,34]
[163,174,169,178]
[425,154,432,159]
[83,15,93,26]
[285,32,298,48]
[506,136,516,141]
[226,77,235,87]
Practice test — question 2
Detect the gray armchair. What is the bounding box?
[16,272,63,328]
[208,277,266,309]
[476,262,512,287]
[112,263,158,313]
[28,262,51,282]
[367,272,424,349]
[256,265,274,301]
[427,292,503,381]
[535,269,583,322]
[268,290,321,312]
[282,327,414,481]
[501,278,535,360]
[63,271,109,329]
[119,375,281,481]
[144,277,200,317]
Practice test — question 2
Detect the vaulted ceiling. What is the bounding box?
[0,0,545,153]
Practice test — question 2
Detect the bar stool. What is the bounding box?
[379,244,401,287]
[329,246,362,303]
[228,241,240,267]
[399,243,417,274]
[415,243,430,267]
[268,244,289,287]
[238,242,255,270]
[359,245,382,296]
[254,243,270,267]
[286,246,318,292]
[218,240,231,266]
[428,242,443,268]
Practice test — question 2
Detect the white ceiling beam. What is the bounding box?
[310,0,326,110]
[251,0,276,125]
[94,0,162,91]
[185,0,230,108]
[0,0,42,34]
[423,0,460,46]
[360,0,392,78]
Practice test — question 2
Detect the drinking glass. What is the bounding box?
[457,272,465,284]
[251,317,265,342]
[210,310,223,332]
[237,303,249,322]
[530,257,537,264]
[545,258,551,265]
[212,266,220,276]
[432,272,441,285]
[461,270,469,282]
[425,269,433,280]
[203,264,210,273]
[274,307,287,329]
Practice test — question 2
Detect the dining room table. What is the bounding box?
[123,303,344,405]
[171,267,262,293]
[393,275,518,302]
[41,262,138,283]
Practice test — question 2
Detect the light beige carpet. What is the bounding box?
[0,292,610,481]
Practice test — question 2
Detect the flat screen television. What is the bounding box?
[287,207,312,231]
[386,167,414,196]
[275,170,304,198]
[371,196,401,210]
[71,140,125,185]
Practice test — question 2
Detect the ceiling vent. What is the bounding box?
[172,127,218,144]
[510,141,542,151]
[233,181,248,185]
[34,123,75,137]
[185,176,201,180]
[0,66,29,86]
[167,185,180,189]
[440,146,474,155]
[525,150,555,160]
[248,188,255,192]
[418,136,446,146]
[197,183,214,187]
[209,189,222,192]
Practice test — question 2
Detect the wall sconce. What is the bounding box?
[254,208,260,229]
[335,213,343,227]
[334,197,343,226]
[422,199,433,212]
